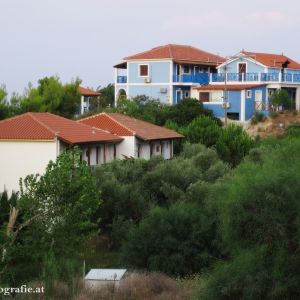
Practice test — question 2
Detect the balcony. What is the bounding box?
[117,76,127,83]
[173,73,209,85]
[210,72,300,84]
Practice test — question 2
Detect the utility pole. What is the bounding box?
[223,65,228,126]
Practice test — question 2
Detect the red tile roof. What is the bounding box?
[195,84,266,91]
[242,51,300,69]
[80,87,101,96]
[124,44,225,65]
[78,113,184,141]
[0,113,122,144]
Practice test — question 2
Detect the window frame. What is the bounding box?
[138,64,149,77]
[246,90,252,98]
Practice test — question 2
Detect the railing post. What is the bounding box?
[242,73,245,82]
[279,72,282,83]
[258,72,261,82]
[210,73,213,83]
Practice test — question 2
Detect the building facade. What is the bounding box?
[114,44,224,105]
[78,112,184,160]
[115,46,300,122]
[0,113,122,192]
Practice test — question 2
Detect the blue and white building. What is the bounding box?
[191,50,300,122]
[114,46,300,122]
[114,44,224,105]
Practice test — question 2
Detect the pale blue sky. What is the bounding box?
[1,0,300,94]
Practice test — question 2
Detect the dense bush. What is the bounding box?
[92,144,228,249]
[121,202,219,276]
[198,136,300,299]
[180,115,221,146]
[115,96,218,127]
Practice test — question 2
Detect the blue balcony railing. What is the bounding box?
[173,73,209,84]
[117,76,127,83]
[210,72,300,83]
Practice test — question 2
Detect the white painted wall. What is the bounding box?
[0,140,58,193]
[116,136,136,159]
[191,89,223,102]
[162,140,172,159]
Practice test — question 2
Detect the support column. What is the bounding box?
[114,68,118,107]
[296,87,300,111]
[240,90,246,122]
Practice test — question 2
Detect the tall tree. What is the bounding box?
[0,147,101,285]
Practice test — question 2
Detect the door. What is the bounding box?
[238,63,247,81]
[255,90,263,111]
[176,90,182,103]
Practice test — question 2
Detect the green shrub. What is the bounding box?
[198,137,300,299]
[251,111,265,125]
[121,202,219,276]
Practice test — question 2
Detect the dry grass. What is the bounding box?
[15,272,195,300]
[247,111,300,138]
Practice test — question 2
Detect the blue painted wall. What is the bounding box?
[203,103,225,118]
[173,86,191,104]
[268,67,280,73]
[219,57,264,74]
[245,86,267,120]
[203,90,241,119]
[285,68,300,74]
[128,61,170,83]
[128,85,170,103]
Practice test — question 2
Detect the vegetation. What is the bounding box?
[270,89,291,111]
[0,148,101,292]
[0,76,81,119]
[197,136,300,299]
[1,84,300,298]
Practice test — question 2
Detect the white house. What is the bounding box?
[0,112,122,193]
[78,112,184,160]
[79,87,101,115]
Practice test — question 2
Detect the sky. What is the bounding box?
[1,0,300,95]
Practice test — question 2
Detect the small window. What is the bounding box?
[156,145,160,152]
[184,91,190,98]
[199,92,210,102]
[183,65,190,74]
[139,65,149,77]
[246,90,252,98]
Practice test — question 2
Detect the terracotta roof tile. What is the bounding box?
[195,84,266,91]
[242,51,300,69]
[0,113,122,144]
[80,87,101,96]
[124,44,225,65]
[78,113,184,141]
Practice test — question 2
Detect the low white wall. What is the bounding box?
[0,140,58,193]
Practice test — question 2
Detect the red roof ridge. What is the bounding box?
[123,45,170,60]
[78,112,136,136]
[101,113,136,135]
[28,112,58,137]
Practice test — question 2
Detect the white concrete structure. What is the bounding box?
[84,269,127,289]
[0,112,122,193]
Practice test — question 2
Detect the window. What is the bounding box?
[199,92,210,102]
[156,145,160,152]
[184,91,190,98]
[183,65,190,74]
[139,64,149,77]
[246,90,252,98]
